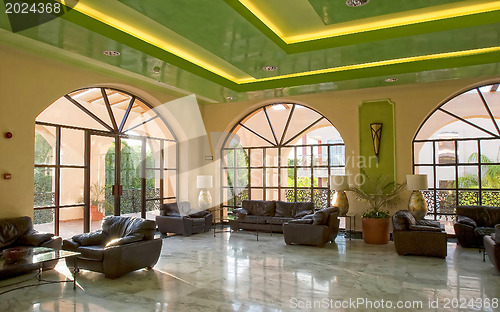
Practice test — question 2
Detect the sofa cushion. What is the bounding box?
[294,210,311,219]
[495,224,500,244]
[76,245,105,261]
[188,210,210,218]
[275,201,314,218]
[268,217,293,225]
[190,218,207,226]
[485,207,500,227]
[474,227,495,238]
[0,216,32,248]
[456,215,477,228]
[242,200,276,216]
[416,220,442,228]
[287,219,314,224]
[455,206,493,227]
[72,230,107,246]
[237,215,270,224]
[160,203,181,216]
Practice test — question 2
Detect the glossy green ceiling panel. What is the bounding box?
[1,0,499,103]
[308,0,464,25]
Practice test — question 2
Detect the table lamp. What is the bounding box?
[406,174,428,219]
[330,175,349,215]
[197,175,213,210]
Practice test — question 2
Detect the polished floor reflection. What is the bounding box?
[1,232,499,311]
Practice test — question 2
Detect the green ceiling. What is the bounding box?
[1,0,500,103]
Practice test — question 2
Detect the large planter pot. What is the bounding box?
[362,217,390,244]
[90,205,104,221]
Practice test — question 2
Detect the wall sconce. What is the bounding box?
[370,123,382,162]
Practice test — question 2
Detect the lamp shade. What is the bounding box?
[406,174,428,190]
[197,175,213,189]
[330,175,349,190]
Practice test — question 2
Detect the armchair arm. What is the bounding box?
[232,208,249,215]
[103,238,162,278]
[204,213,213,232]
[495,224,500,244]
[39,236,63,249]
[105,233,143,247]
[16,229,54,246]
[456,215,477,228]
[453,222,476,248]
[409,225,444,232]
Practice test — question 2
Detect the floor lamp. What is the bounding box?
[197,175,213,210]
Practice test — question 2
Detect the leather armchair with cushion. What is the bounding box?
[392,210,447,258]
[484,224,500,273]
[454,206,500,248]
[62,216,162,279]
[282,207,340,247]
[0,216,62,279]
[156,202,212,236]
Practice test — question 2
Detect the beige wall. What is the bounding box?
[1,41,498,225]
[202,77,500,228]
[0,44,192,219]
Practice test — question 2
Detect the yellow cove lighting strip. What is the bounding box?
[64,1,500,85]
[239,0,500,44]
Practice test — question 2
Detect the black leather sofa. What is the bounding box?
[230,200,315,233]
[0,216,62,279]
[453,206,500,248]
[62,216,162,279]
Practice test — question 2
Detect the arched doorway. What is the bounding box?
[413,82,500,225]
[221,103,345,217]
[34,87,178,237]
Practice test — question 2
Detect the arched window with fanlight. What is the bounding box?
[34,87,178,237]
[221,103,345,214]
[413,83,500,225]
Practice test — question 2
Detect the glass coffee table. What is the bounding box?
[0,247,80,294]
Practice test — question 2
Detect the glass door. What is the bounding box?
[89,133,118,232]
[119,137,145,218]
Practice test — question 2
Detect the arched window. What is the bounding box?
[221,103,345,214]
[413,83,500,222]
[34,87,177,237]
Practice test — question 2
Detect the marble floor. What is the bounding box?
[1,231,499,312]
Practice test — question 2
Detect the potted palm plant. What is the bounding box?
[349,174,405,244]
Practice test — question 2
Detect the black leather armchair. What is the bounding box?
[156,202,212,236]
[392,210,447,258]
[62,216,162,279]
[484,224,500,273]
[282,207,340,247]
[0,216,62,279]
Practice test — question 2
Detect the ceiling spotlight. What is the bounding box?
[346,0,369,7]
[103,50,120,56]
[385,78,398,82]
[263,65,278,71]
[153,66,161,74]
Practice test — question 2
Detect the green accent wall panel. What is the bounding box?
[358,99,396,183]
